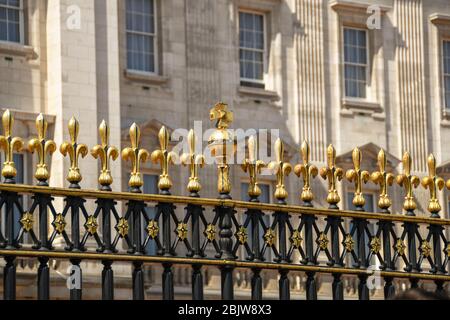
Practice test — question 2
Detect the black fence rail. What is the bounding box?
[0,105,449,300]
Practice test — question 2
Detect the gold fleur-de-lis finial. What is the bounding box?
[421,154,445,218]
[294,141,318,205]
[396,152,420,214]
[346,148,370,209]
[320,144,344,208]
[122,123,150,193]
[268,138,292,202]
[28,114,57,186]
[181,129,205,195]
[0,109,24,183]
[91,120,119,191]
[370,149,395,212]
[241,135,266,201]
[151,126,177,194]
[60,117,88,187]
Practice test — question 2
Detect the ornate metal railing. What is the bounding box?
[0,105,449,300]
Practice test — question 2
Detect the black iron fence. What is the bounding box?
[0,105,449,300]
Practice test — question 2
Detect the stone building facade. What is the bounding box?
[0,0,449,299]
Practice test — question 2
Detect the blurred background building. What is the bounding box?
[0,0,449,299]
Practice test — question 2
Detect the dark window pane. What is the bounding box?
[8,21,18,42]
[0,20,6,41]
[0,7,6,20]
[8,0,19,7]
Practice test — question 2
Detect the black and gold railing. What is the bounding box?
[0,105,450,301]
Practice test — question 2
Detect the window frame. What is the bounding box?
[442,38,450,110]
[125,0,159,75]
[341,26,370,100]
[238,8,267,86]
[0,0,24,45]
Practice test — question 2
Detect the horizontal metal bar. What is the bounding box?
[0,183,449,225]
[1,249,450,282]
[1,184,448,224]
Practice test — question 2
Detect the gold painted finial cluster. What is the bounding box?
[3,108,450,218]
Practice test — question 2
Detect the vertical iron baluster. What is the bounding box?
[37,256,50,300]
[332,273,344,300]
[320,144,345,300]
[435,280,445,297]
[132,261,144,300]
[66,196,85,301]
[191,264,203,300]
[3,191,20,300]
[188,203,204,300]
[251,268,263,300]
[384,277,395,299]
[405,220,419,272]
[217,204,235,300]
[102,260,114,300]
[158,202,175,300]
[0,110,23,300]
[279,269,290,301]
[248,208,263,300]
[346,148,370,301]
[92,122,119,299]
[69,259,82,300]
[129,200,146,300]
[98,198,116,300]
[430,224,445,274]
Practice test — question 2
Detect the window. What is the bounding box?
[444,40,450,109]
[343,28,368,98]
[241,183,271,261]
[0,0,22,44]
[126,0,157,73]
[239,11,265,87]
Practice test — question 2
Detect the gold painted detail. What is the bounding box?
[235,226,248,245]
[151,126,177,192]
[317,232,329,250]
[28,114,56,183]
[181,129,205,194]
[290,230,303,249]
[395,239,407,256]
[294,141,318,203]
[320,144,344,206]
[446,243,450,258]
[0,110,24,180]
[343,234,354,252]
[20,212,34,233]
[147,220,159,239]
[421,154,445,215]
[91,120,119,188]
[241,135,266,198]
[370,237,381,254]
[176,222,188,241]
[396,152,420,212]
[84,216,98,235]
[60,117,88,185]
[122,123,150,190]
[204,224,216,242]
[53,214,66,234]
[346,148,370,208]
[371,149,395,210]
[268,139,292,201]
[208,103,235,195]
[420,241,432,258]
[264,228,276,247]
[116,218,129,238]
